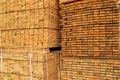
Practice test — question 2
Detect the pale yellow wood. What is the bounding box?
[117,0,120,4]
[0,49,59,80]
[60,57,120,80]
[0,0,58,13]
[1,29,60,49]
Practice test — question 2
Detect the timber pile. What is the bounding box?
[60,57,120,80]
[0,29,60,49]
[0,0,58,14]
[60,0,120,58]
[0,8,59,30]
[0,49,59,80]
[0,0,60,80]
[0,0,60,49]
[60,0,120,80]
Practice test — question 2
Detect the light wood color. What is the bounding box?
[60,57,120,80]
[0,0,58,14]
[0,49,60,80]
[117,0,120,4]
[0,8,59,30]
[60,0,119,58]
[0,29,60,49]
[59,0,76,4]
[0,0,60,49]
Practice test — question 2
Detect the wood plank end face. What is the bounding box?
[0,49,60,80]
[60,0,120,58]
[0,0,60,49]
[59,0,76,4]
[60,57,120,80]
[0,0,60,80]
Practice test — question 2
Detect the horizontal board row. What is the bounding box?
[0,73,58,80]
[0,0,58,14]
[60,57,120,80]
[0,73,40,80]
[0,29,60,49]
[61,51,119,58]
[0,49,60,80]
[59,0,75,4]
[60,0,117,8]
[0,8,59,30]
[60,0,119,57]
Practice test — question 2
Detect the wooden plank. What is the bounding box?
[0,49,60,80]
[0,7,59,30]
[59,0,77,4]
[0,0,58,14]
[0,29,60,49]
[60,0,120,58]
[60,57,120,80]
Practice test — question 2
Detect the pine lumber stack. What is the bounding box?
[60,57,120,80]
[0,0,60,80]
[0,0,58,14]
[0,49,60,80]
[0,29,60,49]
[0,8,58,30]
[0,0,60,49]
[60,0,120,58]
[60,1,120,80]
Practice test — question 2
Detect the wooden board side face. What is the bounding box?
[60,58,120,80]
[59,0,76,4]
[0,0,59,14]
[0,73,41,80]
[0,8,59,30]
[1,29,60,49]
[0,49,60,79]
[60,0,120,58]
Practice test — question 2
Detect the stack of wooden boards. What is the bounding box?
[60,57,120,80]
[0,49,59,80]
[0,0,60,49]
[60,0,120,80]
[60,0,119,58]
[0,0,60,80]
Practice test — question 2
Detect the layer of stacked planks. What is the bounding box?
[0,29,60,49]
[59,0,76,4]
[60,57,120,80]
[0,49,59,80]
[0,0,60,80]
[60,0,120,80]
[0,0,60,49]
[60,0,120,58]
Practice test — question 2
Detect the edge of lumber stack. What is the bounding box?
[59,0,76,4]
[0,0,60,80]
[60,0,120,80]
[60,57,120,80]
[0,0,60,49]
[60,0,120,58]
[0,49,60,80]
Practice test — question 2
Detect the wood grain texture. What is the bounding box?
[59,0,76,4]
[0,29,60,49]
[60,0,119,58]
[0,0,58,14]
[60,57,120,80]
[0,0,60,49]
[0,49,60,80]
[0,8,59,30]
